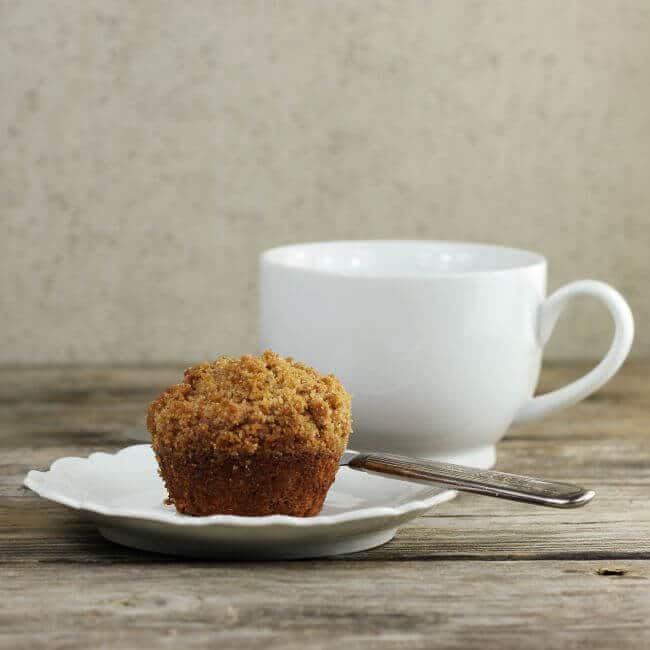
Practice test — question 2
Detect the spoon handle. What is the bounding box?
[347,452,595,508]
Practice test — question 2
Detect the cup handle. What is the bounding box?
[513,280,634,424]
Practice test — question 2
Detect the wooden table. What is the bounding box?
[1,362,649,649]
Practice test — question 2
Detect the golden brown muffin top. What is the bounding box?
[147,350,352,457]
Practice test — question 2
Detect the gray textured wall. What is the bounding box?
[2,1,649,364]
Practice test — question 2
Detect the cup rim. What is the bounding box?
[260,240,547,279]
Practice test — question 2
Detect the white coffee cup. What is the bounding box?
[258,241,634,468]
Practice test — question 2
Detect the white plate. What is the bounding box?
[24,445,455,559]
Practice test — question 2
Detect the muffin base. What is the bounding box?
[154,447,340,517]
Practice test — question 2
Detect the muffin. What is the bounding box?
[146,350,352,516]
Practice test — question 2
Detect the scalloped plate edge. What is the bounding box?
[23,444,457,529]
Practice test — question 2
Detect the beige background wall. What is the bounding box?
[1,0,648,364]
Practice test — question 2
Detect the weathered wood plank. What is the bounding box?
[4,433,649,490]
[1,561,649,650]
[1,362,648,447]
[3,438,649,562]
[1,487,648,564]
[0,365,185,401]
[0,362,647,437]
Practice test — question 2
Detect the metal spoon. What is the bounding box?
[340,450,595,508]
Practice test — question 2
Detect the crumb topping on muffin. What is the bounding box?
[147,350,352,457]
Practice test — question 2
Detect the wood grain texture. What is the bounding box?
[2,561,650,650]
[1,362,649,648]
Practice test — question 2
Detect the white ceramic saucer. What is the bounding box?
[24,445,455,559]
